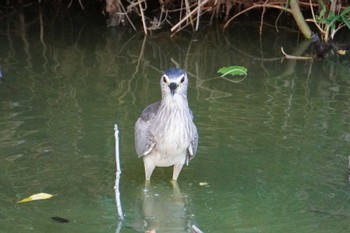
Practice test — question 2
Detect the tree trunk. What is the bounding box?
[290,0,311,39]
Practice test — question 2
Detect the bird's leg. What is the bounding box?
[172,163,184,180]
[143,158,155,181]
[144,180,151,188]
[170,180,182,202]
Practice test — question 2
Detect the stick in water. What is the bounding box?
[348,156,350,182]
[114,124,124,220]
[192,224,204,233]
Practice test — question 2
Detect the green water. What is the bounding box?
[1,10,350,233]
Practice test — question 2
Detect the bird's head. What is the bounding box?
[160,68,188,98]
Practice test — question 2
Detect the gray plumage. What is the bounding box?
[135,68,198,180]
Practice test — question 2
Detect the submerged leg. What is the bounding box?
[143,157,156,181]
[172,163,184,180]
[170,180,182,202]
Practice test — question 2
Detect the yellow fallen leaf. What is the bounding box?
[199,182,209,186]
[17,193,55,203]
[337,49,346,55]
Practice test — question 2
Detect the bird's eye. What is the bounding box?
[162,76,167,83]
[180,76,185,83]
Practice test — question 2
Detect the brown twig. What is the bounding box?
[120,1,136,31]
[224,3,291,29]
[138,0,148,35]
[260,0,269,35]
[171,0,209,33]
[281,47,314,60]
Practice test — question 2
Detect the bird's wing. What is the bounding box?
[134,101,161,157]
[186,124,198,164]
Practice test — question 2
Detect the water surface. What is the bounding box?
[1,10,350,233]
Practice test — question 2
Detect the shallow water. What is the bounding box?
[1,9,350,233]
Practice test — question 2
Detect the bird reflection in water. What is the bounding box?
[133,180,195,233]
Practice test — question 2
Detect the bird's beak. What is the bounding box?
[169,82,178,96]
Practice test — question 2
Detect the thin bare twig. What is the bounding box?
[224,3,291,28]
[148,7,168,31]
[138,0,148,35]
[120,1,137,31]
[114,124,124,220]
[171,0,209,33]
[184,0,194,29]
[308,0,324,34]
[281,47,313,60]
[68,0,84,10]
[260,0,269,34]
[196,0,201,31]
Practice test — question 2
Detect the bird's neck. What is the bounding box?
[161,94,188,108]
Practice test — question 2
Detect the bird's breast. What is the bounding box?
[150,101,194,155]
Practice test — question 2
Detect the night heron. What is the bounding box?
[135,68,198,180]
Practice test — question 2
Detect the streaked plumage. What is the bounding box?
[135,68,198,180]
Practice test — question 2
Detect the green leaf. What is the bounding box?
[217,66,248,83]
[218,66,247,77]
[341,15,350,29]
[327,12,341,25]
[340,6,350,16]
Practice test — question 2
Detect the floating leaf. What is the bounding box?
[217,66,248,83]
[218,66,247,77]
[17,193,55,203]
[199,182,209,186]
